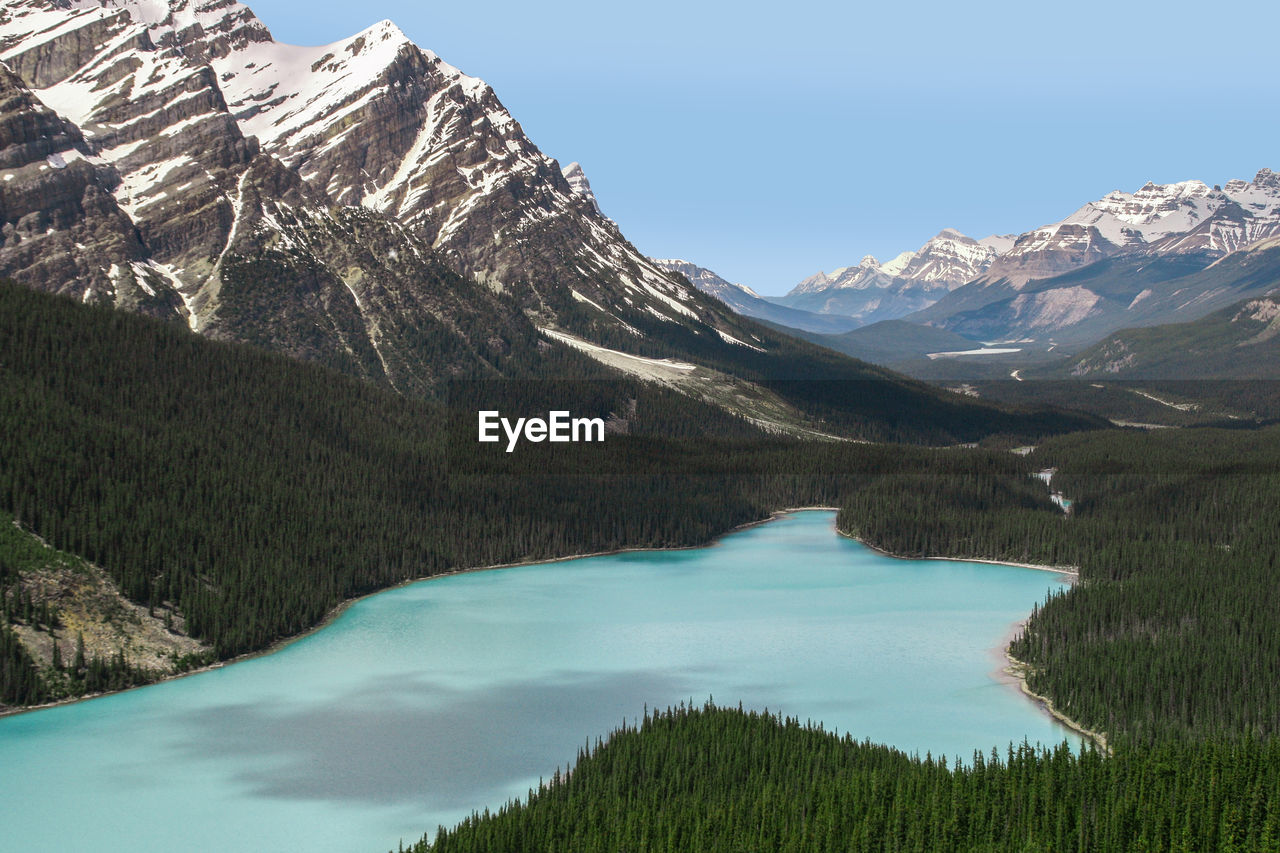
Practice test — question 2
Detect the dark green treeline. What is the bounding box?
[421,704,1280,853]
[839,426,1280,741]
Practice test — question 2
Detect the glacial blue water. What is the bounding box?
[0,511,1076,852]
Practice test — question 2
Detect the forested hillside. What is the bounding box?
[839,424,1280,740]
[421,704,1280,853]
[0,281,1072,704]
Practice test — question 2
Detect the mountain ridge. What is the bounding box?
[767,172,1280,341]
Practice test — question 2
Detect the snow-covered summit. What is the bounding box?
[776,229,1005,326]
[987,171,1280,284]
[789,229,1002,298]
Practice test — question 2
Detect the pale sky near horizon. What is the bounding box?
[241,0,1279,295]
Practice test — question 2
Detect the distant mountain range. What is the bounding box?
[670,172,1280,366]
[772,229,1014,327]
[650,260,861,334]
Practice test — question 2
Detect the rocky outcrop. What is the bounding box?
[562,161,601,215]
[0,63,163,310]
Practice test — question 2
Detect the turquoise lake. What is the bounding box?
[0,511,1076,852]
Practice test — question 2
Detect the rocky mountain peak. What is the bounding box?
[0,0,754,380]
[561,161,601,215]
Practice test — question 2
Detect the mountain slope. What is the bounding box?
[982,173,1280,287]
[1049,283,1280,380]
[0,0,744,351]
[910,172,1280,344]
[918,236,1280,349]
[651,258,861,334]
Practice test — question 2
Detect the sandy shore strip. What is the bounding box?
[1002,649,1110,755]
[832,519,1102,750]
[835,526,1080,579]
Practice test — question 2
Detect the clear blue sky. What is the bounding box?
[243,0,1278,295]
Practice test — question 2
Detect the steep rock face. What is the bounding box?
[203,157,548,394]
[0,0,265,325]
[0,63,166,312]
[0,0,749,358]
[561,161,600,215]
[0,0,570,385]
[203,14,723,339]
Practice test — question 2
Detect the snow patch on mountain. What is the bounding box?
[978,234,1017,253]
[214,20,411,152]
[541,327,697,382]
[790,229,1002,300]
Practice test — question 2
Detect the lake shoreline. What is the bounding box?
[1003,648,1110,754]
[843,531,1080,579]
[831,523,1097,749]
[0,507,829,718]
[0,506,1081,734]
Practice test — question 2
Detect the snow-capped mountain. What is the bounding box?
[6,0,1084,444]
[773,173,1280,341]
[652,259,764,303]
[909,171,1280,346]
[983,172,1280,286]
[775,229,1009,326]
[0,0,758,375]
